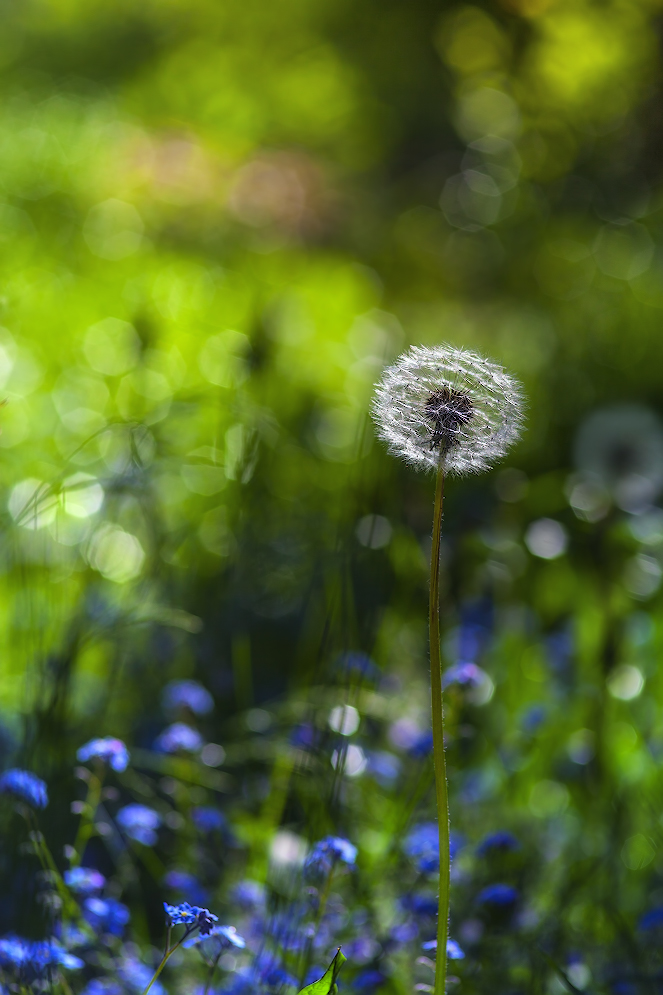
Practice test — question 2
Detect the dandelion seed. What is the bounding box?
[371,344,524,475]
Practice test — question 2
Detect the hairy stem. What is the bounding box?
[430,462,450,995]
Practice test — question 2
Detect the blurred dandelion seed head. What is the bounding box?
[371,344,524,474]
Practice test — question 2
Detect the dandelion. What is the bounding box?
[372,343,524,995]
[0,768,48,809]
[371,344,524,476]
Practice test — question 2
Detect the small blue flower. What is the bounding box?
[155,723,203,754]
[638,907,663,930]
[401,894,437,917]
[80,979,124,995]
[407,730,434,759]
[118,957,165,995]
[304,836,357,881]
[421,938,465,960]
[116,804,161,846]
[390,920,419,944]
[0,769,48,808]
[353,968,386,992]
[163,680,214,716]
[230,879,266,911]
[442,662,486,690]
[184,924,246,955]
[164,870,208,907]
[83,897,130,936]
[403,823,462,874]
[477,831,520,855]
[367,751,401,786]
[77,737,129,772]
[192,806,226,833]
[164,902,219,935]
[476,883,519,906]
[334,652,380,683]
[64,867,106,896]
[0,936,83,982]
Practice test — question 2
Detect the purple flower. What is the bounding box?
[64,867,106,896]
[304,836,357,881]
[77,738,129,772]
[0,769,48,809]
[192,806,225,833]
[155,723,203,754]
[83,897,130,936]
[477,831,520,855]
[163,680,213,716]
[476,883,519,906]
[164,902,219,935]
[116,804,161,845]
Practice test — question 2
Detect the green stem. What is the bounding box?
[430,462,450,995]
[139,931,185,995]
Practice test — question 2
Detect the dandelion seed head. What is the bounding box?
[371,344,524,475]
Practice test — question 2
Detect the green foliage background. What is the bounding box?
[2,0,663,988]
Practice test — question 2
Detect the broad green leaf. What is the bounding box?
[297,948,347,995]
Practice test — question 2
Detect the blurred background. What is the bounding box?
[3,0,663,991]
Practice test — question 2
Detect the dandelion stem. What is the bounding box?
[430,461,450,995]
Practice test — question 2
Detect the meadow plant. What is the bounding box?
[372,344,524,995]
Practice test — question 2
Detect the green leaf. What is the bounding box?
[297,948,347,995]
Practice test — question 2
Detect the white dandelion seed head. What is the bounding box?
[371,344,525,475]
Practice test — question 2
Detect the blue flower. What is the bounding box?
[83,897,130,936]
[477,883,519,906]
[0,936,83,982]
[64,866,106,895]
[164,870,208,907]
[442,662,484,690]
[421,938,465,960]
[163,679,214,715]
[353,969,386,991]
[638,907,663,930]
[304,836,357,882]
[403,823,462,874]
[334,652,380,683]
[80,979,124,995]
[77,737,129,772]
[230,879,266,911]
[164,902,219,935]
[407,730,434,759]
[520,704,547,733]
[184,924,246,956]
[477,831,520,855]
[0,769,48,808]
[192,806,225,833]
[116,804,161,845]
[367,751,401,786]
[155,723,203,754]
[118,957,165,995]
[401,894,437,917]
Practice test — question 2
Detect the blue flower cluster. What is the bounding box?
[0,768,48,808]
[304,835,358,882]
[77,737,130,772]
[164,901,219,935]
[0,935,82,985]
